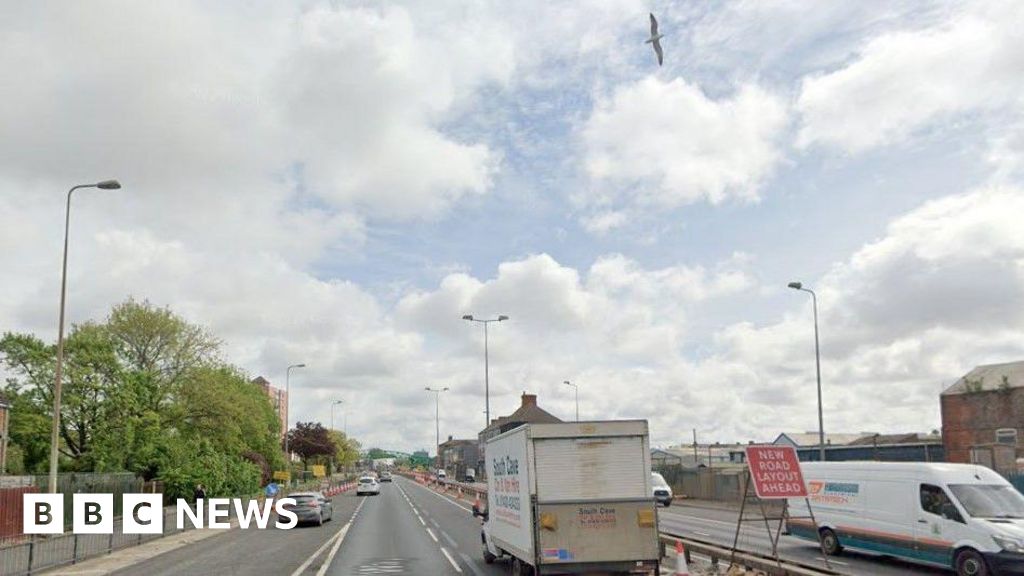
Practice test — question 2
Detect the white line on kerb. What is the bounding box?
[441,547,463,573]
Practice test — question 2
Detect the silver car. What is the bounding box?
[282,492,333,525]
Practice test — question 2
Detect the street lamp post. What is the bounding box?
[462,314,508,428]
[49,179,121,494]
[0,397,10,475]
[283,363,306,460]
[563,380,578,422]
[331,400,344,432]
[425,387,449,470]
[788,281,825,462]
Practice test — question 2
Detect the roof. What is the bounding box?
[481,399,562,434]
[942,360,1024,395]
[846,433,941,446]
[773,432,866,447]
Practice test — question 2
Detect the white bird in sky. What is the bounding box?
[645,13,664,66]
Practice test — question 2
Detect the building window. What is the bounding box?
[996,429,1018,445]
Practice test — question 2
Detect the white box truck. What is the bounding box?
[475,421,660,575]
[787,462,1024,576]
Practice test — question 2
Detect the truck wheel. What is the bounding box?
[955,549,989,576]
[819,528,842,555]
[511,558,534,576]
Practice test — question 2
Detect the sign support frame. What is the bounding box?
[728,447,832,571]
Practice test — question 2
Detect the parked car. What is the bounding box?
[789,462,1024,576]
[436,469,447,482]
[652,472,674,507]
[281,492,333,526]
[356,475,381,496]
[379,471,393,482]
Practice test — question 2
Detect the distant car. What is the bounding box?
[436,470,447,482]
[356,475,380,496]
[652,472,673,507]
[379,471,393,482]
[281,491,333,525]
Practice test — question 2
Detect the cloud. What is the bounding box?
[714,185,1024,437]
[796,1,1024,152]
[581,77,788,212]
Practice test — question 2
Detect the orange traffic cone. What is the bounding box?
[674,541,690,576]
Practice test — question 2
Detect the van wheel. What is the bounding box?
[820,528,842,555]
[955,549,989,576]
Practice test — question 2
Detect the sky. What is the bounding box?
[2,0,1023,453]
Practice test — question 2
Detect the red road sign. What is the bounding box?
[744,445,807,499]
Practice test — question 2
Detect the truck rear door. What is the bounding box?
[532,434,659,571]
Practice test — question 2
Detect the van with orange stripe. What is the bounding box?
[787,462,1024,576]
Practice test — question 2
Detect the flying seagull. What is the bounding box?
[645,13,664,66]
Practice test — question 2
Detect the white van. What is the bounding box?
[787,462,1024,576]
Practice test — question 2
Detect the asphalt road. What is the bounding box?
[659,503,950,576]
[107,478,953,576]
[108,477,504,576]
[111,492,364,576]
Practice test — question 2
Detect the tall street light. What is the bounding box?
[49,179,121,494]
[788,281,825,462]
[564,380,579,422]
[283,363,306,459]
[462,314,508,428]
[331,397,348,432]
[425,387,449,469]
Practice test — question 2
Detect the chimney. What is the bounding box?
[521,392,537,407]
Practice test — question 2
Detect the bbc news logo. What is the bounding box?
[23,494,299,534]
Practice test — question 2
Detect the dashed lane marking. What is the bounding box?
[290,497,367,576]
[441,547,463,574]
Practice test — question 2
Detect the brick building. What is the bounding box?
[941,360,1024,472]
[251,376,288,440]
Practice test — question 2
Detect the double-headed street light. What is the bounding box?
[425,387,449,469]
[462,314,508,428]
[49,179,122,494]
[788,281,825,462]
[563,380,579,422]
[283,363,306,459]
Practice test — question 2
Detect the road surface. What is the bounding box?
[659,503,949,576]
[111,477,951,576]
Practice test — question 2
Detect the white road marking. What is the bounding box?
[401,476,475,514]
[441,547,463,573]
[427,527,439,542]
[459,552,487,576]
[441,529,458,548]
[314,522,353,576]
[289,498,366,576]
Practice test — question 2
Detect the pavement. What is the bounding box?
[43,479,954,576]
